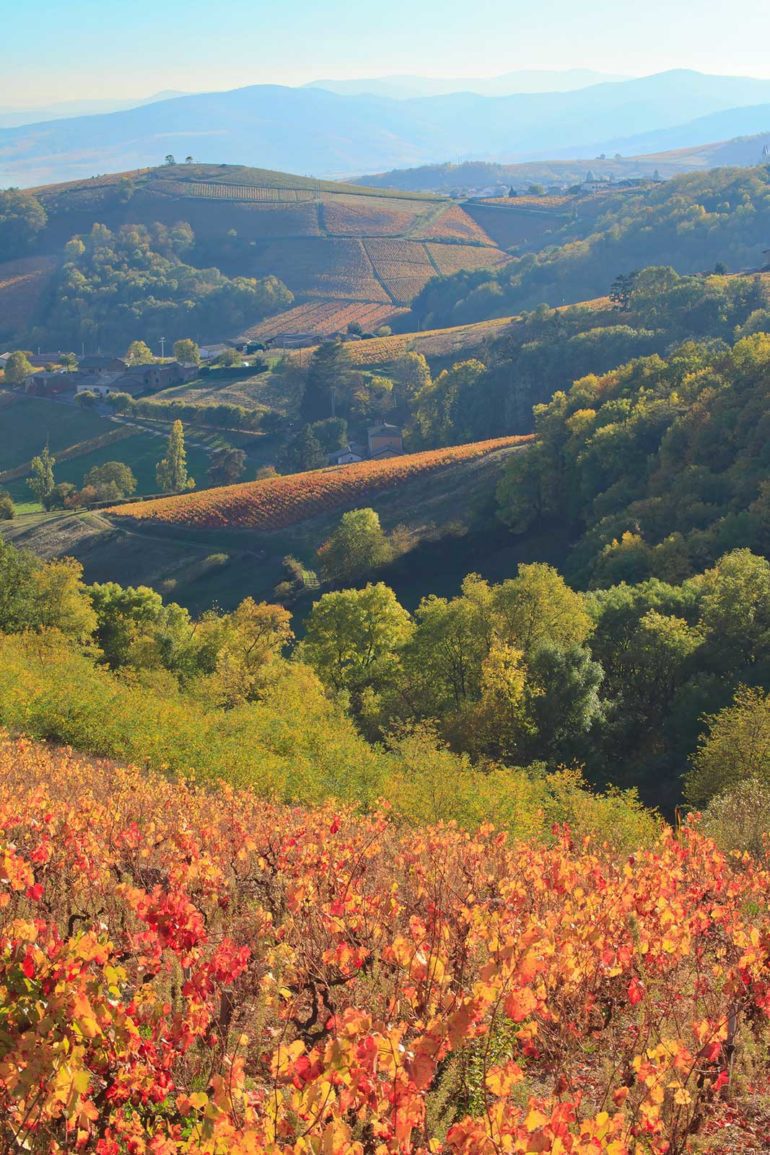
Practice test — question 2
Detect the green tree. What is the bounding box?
[301,341,350,424]
[31,557,97,642]
[4,351,33,386]
[393,352,431,410]
[525,643,606,765]
[493,563,593,655]
[699,550,770,672]
[0,491,14,520]
[83,461,138,502]
[0,190,47,260]
[278,426,327,473]
[173,338,200,366]
[317,508,393,584]
[27,445,56,507]
[0,539,39,631]
[298,583,413,700]
[126,340,155,365]
[156,420,194,493]
[207,448,246,487]
[687,686,770,805]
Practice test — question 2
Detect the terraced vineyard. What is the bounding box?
[111,435,533,530]
[0,164,514,345]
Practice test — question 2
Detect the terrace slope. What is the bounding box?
[2,164,511,341]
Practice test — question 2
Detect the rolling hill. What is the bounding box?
[0,164,511,343]
[4,71,770,187]
[359,130,770,193]
[2,436,534,611]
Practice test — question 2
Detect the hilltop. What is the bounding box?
[0,163,510,345]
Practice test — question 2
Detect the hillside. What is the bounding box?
[359,129,770,192]
[111,435,532,530]
[410,165,770,328]
[2,730,770,1153]
[3,436,532,610]
[4,71,770,186]
[0,164,510,344]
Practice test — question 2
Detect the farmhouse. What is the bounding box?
[329,445,364,466]
[367,423,404,458]
[78,354,129,373]
[109,361,197,395]
[24,371,77,397]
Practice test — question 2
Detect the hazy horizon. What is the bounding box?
[2,0,770,106]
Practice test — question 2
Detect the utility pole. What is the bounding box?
[160,336,166,361]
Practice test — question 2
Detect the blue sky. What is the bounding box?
[2,0,770,104]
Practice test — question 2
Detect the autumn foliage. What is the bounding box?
[2,735,770,1153]
[111,436,533,530]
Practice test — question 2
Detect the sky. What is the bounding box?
[1,0,770,106]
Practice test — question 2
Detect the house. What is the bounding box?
[329,445,363,466]
[109,361,197,395]
[367,423,404,458]
[78,355,129,373]
[24,371,77,397]
[75,373,120,397]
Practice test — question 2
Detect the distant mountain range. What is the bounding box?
[3,70,770,188]
[304,69,627,99]
[0,92,186,130]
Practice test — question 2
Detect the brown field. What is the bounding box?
[240,300,408,341]
[111,435,533,530]
[411,203,495,245]
[425,243,511,276]
[321,194,433,236]
[343,315,516,366]
[249,237,391,302]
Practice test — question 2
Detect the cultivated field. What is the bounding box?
[240,299,409,341]
[21,164,513,341]
[111,435,533,530]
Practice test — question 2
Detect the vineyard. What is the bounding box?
[111,436,533,530]
[322,195,434,237]
[425,242,512,276]
[240,300,408,341]
[155,180,321,202]
[341,315,516,366]
[412,203,496,245]
[2,734,770,1153]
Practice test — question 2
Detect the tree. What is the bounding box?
[156,421,194,493]
[0,189,47,260]
[393,352,431,410]
[317,508,393,584]
[525,643,606,764]
[83,461,138,502]
[301,341,350,423]
[126,340,155,365]
[278,426,327,474]
[687,686,770,804]
[609,271,638,311]
[30,557,98,642]
[164,154,177,166]
[27,445,56,507]
[173,338,200,366]
[298,583,413,698]
[207,448,246,487]
[492,563,593,655]
[0,491,14,520]
[4,351,33,386]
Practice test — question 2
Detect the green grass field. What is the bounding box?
[0,393,113,474]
